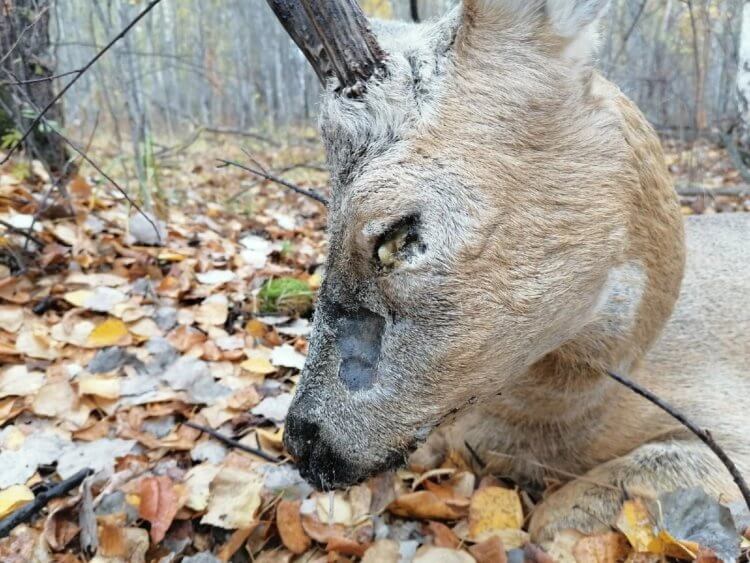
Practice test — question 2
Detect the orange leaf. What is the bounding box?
[469,536,508,563]
[138,476,180,543]
[276,500,311,555]
[572,532,632,563]
[426,521,460,549]
[388,490,468,521]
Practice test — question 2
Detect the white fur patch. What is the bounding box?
[593,261,646,335]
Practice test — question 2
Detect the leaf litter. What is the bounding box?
[0,145,749,562]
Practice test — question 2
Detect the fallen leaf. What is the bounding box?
[0,365,44,398]
[413,546,476,563]
[87,318,130,348]
[0,485,34,518]
[185,463,221,511]
[469,536,507,563]
[240,356,276,375]
[78,375,121,399]
[251,393,293,422]
[270,344,306,370]
[0,306,23,332]
[202,466,263,529]
[195,294,229,326]
[276,499,311,554]
[138,476,181,543]
[427,521,461,549]
[388,490,468,521]
[572,532,631,563]
[468,487,523,539]
[362,539,400,563]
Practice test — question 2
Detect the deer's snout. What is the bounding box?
[284,404,364,491]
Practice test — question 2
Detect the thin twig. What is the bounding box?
[0,468,93,539]
[5,68,83,85]
[606,370,750,511]
[0,0,166,165]
[183,421,280,463]
[0,219,44,247]
[217,159,329,206]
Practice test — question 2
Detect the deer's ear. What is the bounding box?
[461,0,609,63]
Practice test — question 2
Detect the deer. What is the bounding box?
[264,0,750,542]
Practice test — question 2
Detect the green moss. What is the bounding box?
[258,277,314,315]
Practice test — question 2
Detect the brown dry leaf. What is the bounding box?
[572,532,632,563]
[468,487,523,539]
[276,499,311,555]
[427,521,461,549]
[32,379,77,418]
[326,536,369,558]
[0,305,24,332]
[389,490,468,521]
[138,475,181,543]
[300,513,349,544]
[469,536,507,563]
[98,522,127,557]
[86,318,130,348]
[217,526,257,561]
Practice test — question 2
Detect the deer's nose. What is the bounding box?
[284,410,319,464]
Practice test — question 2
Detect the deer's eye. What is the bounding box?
[375,217,423,270]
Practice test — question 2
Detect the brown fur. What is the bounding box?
[280,0,750,543]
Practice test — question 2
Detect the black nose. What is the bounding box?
[284,410,319,464]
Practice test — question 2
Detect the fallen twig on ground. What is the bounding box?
[217,158,329,206]
[183,421,281,464]
[0,219,44,247]
[606,369,750,511]
[0,468,93,539]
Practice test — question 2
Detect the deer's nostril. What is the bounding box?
[284,412,319,463]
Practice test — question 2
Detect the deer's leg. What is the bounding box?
[529,439,741,542]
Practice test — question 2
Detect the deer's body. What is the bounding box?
[266,0,750,542]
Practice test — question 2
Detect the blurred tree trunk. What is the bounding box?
[738,0,750,148]
[0,0,75,179]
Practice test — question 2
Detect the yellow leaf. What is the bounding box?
[0,485,34,518]
[649,530,699,560]
[616,499,656,551]
[468,487,524,538]
[87,318,129,348]
[240,357,276,375]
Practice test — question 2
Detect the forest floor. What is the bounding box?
[0,136,749,563]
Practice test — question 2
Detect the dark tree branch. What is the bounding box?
[410,0,420,22]
[265,0,386,97]
[183,421,280,464]
[0,0,165,165]
[606,370,750,512]
[217,158,329,206]
[0,219,44,247]
[0,468,93,539]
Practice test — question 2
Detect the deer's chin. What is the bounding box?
[295,441,409,492]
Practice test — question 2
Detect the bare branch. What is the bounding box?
[0,6,50,66]
[4,68,83,85]
[0,0,166,165]
[606,370,750,512]
[0,219,44,247]
[217,158,329,206]
[0,468,93,539]
[183,421,280,464]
